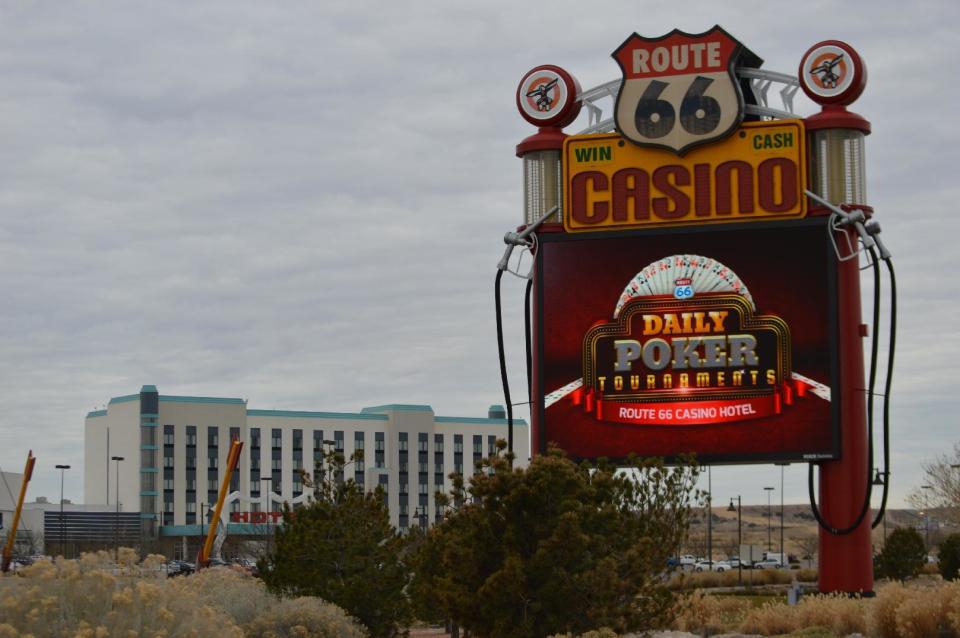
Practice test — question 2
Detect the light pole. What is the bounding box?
[707,466,712,567]
[728,496,742,586]
[55,464,70,558]
[775,463,789,566]
[763,486,774,553]
[872,468,886,541]
[260,476,273,556]
[921,485,934,550]
[111,456,124,560]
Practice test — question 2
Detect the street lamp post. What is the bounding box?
[55,464,70,558]
[111,456,124,561]
[763,486,774,553]
[775,463,789,566]
[921,485,934,550]
[260,476,273,556]
[872,468,886,541]
[728,496,742,587]
[707,466,712,567]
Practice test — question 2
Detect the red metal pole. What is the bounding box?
[817,228,873,593]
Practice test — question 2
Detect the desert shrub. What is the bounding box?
[548,629,619,638]
[739,594,866,636]
[939,533,960,580]
[866,580,960,638]
[796,568,818,582]
[243,596,368,638]
[668,565,792,590]
[0,553,243,637]
[672,589,751,634]
[169,566,275,625]
[875,527,927,580]
[868,581,911,638]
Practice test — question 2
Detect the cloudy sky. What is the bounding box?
[1,1,957,514]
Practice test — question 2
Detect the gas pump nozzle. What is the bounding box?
[497,206,559,273]
[804,190,878,253]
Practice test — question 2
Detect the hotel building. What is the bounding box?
[83,385,528,550]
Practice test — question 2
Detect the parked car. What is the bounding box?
[727,557,751,568]
[165,559,195,577]
[666,557,681,568]
[694,560,732,572]
[679,554,697,566]
[752,558,782,569]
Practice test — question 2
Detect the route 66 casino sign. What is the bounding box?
[612,26,760,155]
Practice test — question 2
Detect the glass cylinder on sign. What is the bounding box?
[808,128,867,206]
[523,149,562,225]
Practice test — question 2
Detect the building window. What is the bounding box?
[186,426,197,447]
[488,435,497,456]
[418,434,428,452]
[399,462,408,473]
[434,434,444,453]
[164,479,174,491]
[208,427,219,448]
[334,431,344,452]
[186,502,196,514]
[251,428,261,449]
[435,472,444,487]
[163,426,175,446]
[293,429,302,451]
[419,483,429,495]
[473,436,482,454]
[399,433,408,451]
[164,456,174,469]
[399,483,408,494]
[186,478,196,491]
[271,429,281,449]
[375,434,385,451]
[454,435,463,454]
[272,459,282,471]
[208,456,218,469]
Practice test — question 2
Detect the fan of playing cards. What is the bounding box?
[613,254,756,318]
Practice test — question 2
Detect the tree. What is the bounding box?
[259,449,412,638]
[874,527,927,580]
[795,534,820,568]
[409,445,701,638]
[938,533,960,581]
[908,441,960,524]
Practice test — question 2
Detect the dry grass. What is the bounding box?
[671,589,753,634]
[0,549,366,638]
[668,567,794,589]
[739,594,867,636]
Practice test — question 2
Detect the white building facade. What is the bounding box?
[84,386,529,543]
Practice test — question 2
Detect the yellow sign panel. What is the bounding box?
[563,120,806,232]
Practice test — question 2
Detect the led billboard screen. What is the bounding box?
[536,218,839,463]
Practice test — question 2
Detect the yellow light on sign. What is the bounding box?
[563,120,807,232]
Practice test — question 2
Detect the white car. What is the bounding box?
[679,554,697,566]
[694,560,731,572]
[752,558,783,569]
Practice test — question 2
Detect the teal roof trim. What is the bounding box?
[140,491,158,497]
[141,385,158,393]
[140,468,159,473]
[361,404,434,414]
[86,410,108,418]
[160,523,275,537]
[160,395,245,405]
[247,409,388,421]
[435,416,528,426]
[109,394,139,405]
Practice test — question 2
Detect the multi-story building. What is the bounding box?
[83,385,528,552]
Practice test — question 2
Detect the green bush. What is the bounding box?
[875,527,927,580]
[939,533,960,581]
[410,446,701,638]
